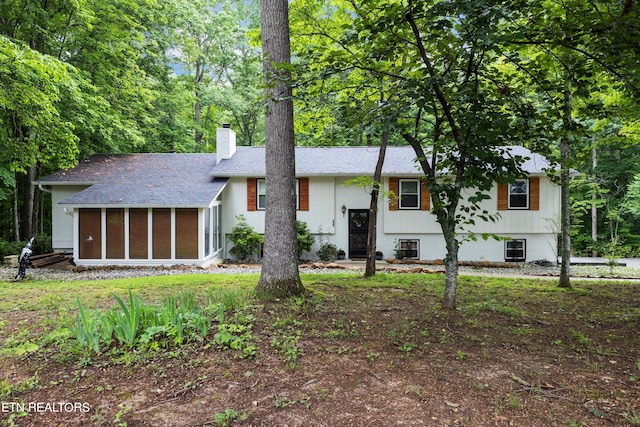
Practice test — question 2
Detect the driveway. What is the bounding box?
[570,256,640,268]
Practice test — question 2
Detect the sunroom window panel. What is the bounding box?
[106,208,125,259]
[79,208,102,259]
[152,208,171,259]
[129,208,148,259]
[213,205,219,252]
[175,208,198,259]
[204,207,210,257]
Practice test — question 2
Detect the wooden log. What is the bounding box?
[30,254,70,268]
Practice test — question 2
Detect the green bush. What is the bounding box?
[0,240,24,258]
[0,236,53,259]
[296,221,315,258]
[317,243,337,262]
[229,215,263,261]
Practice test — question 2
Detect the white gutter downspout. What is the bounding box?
[37,183,52,193]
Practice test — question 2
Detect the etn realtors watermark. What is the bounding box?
[2,401,90,413]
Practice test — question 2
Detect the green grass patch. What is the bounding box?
[0,273,259,312]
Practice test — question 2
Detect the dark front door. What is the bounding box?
[348,209,369,259]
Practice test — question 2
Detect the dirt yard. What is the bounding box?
[1,273,639,426]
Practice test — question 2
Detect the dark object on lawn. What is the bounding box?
[532,259,553,267]
[15,237,35,280]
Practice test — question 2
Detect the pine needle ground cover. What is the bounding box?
[0,272,638,426]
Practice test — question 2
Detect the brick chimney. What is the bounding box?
[216,124,236,164]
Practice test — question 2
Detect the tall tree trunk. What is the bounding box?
[194,61,204,151]
[403,131,461,309]
[256,0,304,299]
[442,223,459,309]
[195,99,203,151]
[591,143,597,255]
[559,76,572,288]
[12,185,20,242]
[364,131,388,277]
[18,167,35,241]
[32,165,41,239]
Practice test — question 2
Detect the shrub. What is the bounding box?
[314,226,337,261]
[229,215,263,261]
[0,240,24,258]
[317,243,337,262]
[0,236,52,259]
[296,221,315,258]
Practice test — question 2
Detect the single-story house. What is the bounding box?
[35,126,560,267]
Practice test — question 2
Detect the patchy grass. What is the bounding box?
[0,274,258,311]
[0,272,639,426]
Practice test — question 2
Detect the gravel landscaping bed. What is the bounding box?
[0,263,352,282]
[3,260,640,281]
[458,262,640,279]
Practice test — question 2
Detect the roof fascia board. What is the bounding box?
[57,203,211,209]
[33,181,96,186]
[212,172,427,178]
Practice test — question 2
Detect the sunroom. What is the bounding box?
[37,153,228,267]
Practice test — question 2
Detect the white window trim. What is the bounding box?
[508,178,529,210]
[257,179,266,210]
[257,178,300,211]
[399,178,420,210]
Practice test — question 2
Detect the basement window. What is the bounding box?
[505,239,526,262]
[398,239,419,259]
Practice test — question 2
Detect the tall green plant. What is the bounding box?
[71,290,216,355]
[111,290,144,347]
[70,297,101,356]
[229,214,263,260]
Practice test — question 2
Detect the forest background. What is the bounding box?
[1,0,639,261]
